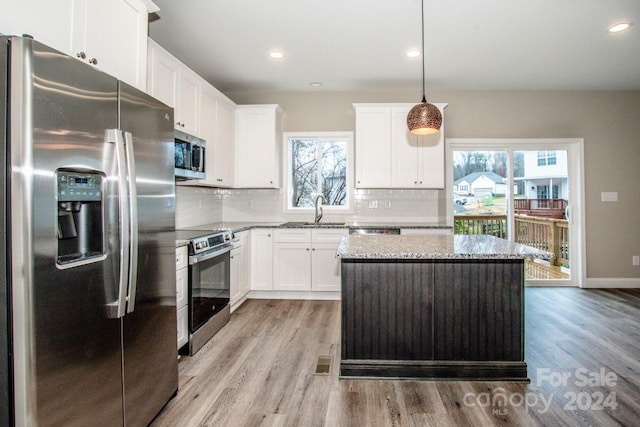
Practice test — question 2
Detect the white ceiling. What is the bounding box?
[148,0,640,93]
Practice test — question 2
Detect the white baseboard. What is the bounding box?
[248,290,340,300]
[583,278,640,289]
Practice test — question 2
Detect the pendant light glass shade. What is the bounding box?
[407,0,441,135]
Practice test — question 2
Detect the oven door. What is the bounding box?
[188,245,231,332]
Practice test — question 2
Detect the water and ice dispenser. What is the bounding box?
[56,170,105,266]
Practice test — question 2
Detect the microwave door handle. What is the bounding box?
[105,129,129,319]
[198,145,204,172]
[124,132,138,314]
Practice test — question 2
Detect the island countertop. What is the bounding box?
[336,234,554,260]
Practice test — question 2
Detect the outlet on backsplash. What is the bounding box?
[368,200,378,209]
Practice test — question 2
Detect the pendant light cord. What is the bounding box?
[421,0,426,103]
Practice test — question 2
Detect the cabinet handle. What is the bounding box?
[419,181,423,184]
[176,121,181,126]
[269,181,273,184]
[268,234,271,237]
[77,51,86,59]
[306,248,310,251]
[312,248,316,251]
[89,58,98,65]
[414,181,417,184]
[217,178,223,182]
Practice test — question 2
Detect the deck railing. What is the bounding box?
[454,214,569,267]
[513,198,568,219]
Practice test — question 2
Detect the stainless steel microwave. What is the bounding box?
[174,130,205,180]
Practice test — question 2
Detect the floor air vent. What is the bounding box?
[314,355,332,375]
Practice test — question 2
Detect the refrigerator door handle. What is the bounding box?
[106,128,130,319]
[124,131,138,313]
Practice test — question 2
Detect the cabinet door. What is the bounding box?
[199,85,236,187]
[0,0,78,55]
[176,268,187,309]
[311,243,342,292]
[236,231,250,297]
[235,106,279,188]
[418,117,445,189]
[147,39,179,108]
[355,106,391,188]
[177,305,188,349]
[230,247,243,305]
[391,106,420,188]
[215,99,236,186]
[177,68,200,136]
[197,83,218,186]
[82,0,148,90]
[273,243,311,291]
[250,229,273,290]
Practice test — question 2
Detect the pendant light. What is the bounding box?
[407,0,442,135]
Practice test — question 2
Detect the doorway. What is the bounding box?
[447,139,584,287]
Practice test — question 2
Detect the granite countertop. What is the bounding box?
[175,221,452,247]
[336,234,555,260]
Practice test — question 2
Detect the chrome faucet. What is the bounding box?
[314,194,327,224]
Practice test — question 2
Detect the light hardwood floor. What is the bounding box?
[152,288,640,426]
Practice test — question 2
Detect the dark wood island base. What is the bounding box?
[340,258,528,381]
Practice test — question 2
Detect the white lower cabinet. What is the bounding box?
[176,246,188,350]
[230,231,250,311]
[250,229,273,290]
[230,246,243,304]
[273,243,312,291]
[272,228,345,293]
[311,242,343,292]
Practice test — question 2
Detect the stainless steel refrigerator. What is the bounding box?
[0,36,178,426]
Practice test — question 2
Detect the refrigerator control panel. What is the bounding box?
[57,171,103,202]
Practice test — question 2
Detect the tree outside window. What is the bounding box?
[288,135,349,209]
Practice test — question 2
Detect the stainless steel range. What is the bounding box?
[180,229,233,355]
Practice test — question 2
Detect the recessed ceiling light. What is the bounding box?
[406,49,421,58]
[269,51,284,59]
[310,82,322,87]
[608,22,632,33]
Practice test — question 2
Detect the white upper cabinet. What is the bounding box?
[354,106,391,188]
[147,38,200,136]
[196,82,236,187]
[235,105,281,188]
[0,0,153,90]
[354,103,446,189]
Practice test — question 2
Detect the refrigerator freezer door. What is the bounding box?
[118,82,178,427]
[10,38,124,425]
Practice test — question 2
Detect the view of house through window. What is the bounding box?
[287,134,349,209]
[453,148,571,282]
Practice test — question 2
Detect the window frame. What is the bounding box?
[283,131,354,212]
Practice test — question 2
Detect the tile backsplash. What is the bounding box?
[177,185,444,226]
[175,186,223,228]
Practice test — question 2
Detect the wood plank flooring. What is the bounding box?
[151,288,640,426]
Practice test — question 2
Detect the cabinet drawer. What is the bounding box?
[176,246,188,270]
[176,267,188,310]
[273,228,312,243]
[311,228,347,243]
[177,305,188,350]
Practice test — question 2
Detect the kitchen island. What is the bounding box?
[336,234,554,381]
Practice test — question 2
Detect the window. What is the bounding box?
[537,150,557,166]
[537,185,549,199]
[286,133,351,209]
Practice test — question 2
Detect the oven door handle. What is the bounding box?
[189,244,232,265]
